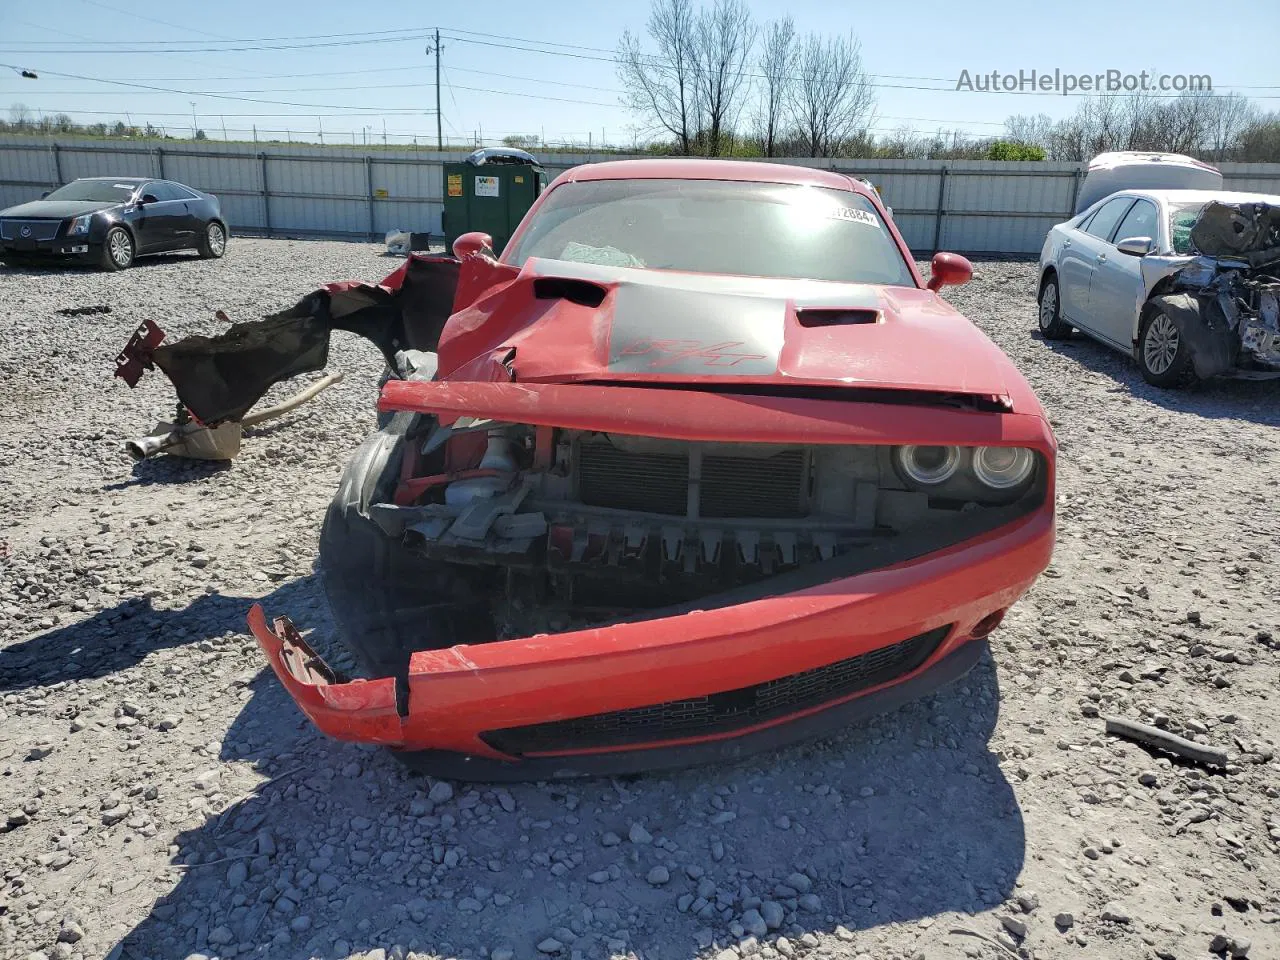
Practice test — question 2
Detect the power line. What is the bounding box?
[4,21,1276,99]
[440,35,1280,99]
[18,84,1008,126]
[0,27,439,54]
[5,19,1277,95]
[0,64,444,112]
[20,107,440,119]
[72,0,233,40]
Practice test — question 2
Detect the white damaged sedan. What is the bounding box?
[1036,155,1280,388]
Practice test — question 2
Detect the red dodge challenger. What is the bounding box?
[132,158,1056,780]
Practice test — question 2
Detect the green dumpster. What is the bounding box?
[442,148,547,256]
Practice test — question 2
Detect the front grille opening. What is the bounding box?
[702,450,805,518]
[480,624,950,755]
[578,443,688,515]
[577,441,808,519]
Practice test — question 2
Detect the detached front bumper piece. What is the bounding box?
[249,503,1052,781]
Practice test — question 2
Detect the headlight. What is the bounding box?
[69,214,93,235]
[893,445,960,485]
[972,446,1035,489]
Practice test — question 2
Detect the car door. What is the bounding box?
[164,181,203,243]
[131,181,186,251]
[1058,197,1136,336]
[1087,197,1159,349]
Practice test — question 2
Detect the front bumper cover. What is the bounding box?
[249,501,1053,780]
[0,239,94,260]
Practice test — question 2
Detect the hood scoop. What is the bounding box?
[532,277,607,307]
[796,307,880,327]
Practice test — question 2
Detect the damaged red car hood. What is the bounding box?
[440,258,1017,402]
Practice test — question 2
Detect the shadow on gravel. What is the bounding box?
[109,601,1025,960]
[103,456,234,491]
[1033,329,1280,427]
[0,578,315,692]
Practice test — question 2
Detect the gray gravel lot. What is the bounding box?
[0,239,1277,960]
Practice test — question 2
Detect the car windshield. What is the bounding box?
[505,178,915,286]
[1169,202,1206,255]
[43,180,138,203]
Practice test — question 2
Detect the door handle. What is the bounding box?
[1063,239,1071,247]
[1096,254,1107,262]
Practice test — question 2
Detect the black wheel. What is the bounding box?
[99,226,134,270]
[198,221,227,259]
[1137,299,1198,388]
[1037,273,1072,339]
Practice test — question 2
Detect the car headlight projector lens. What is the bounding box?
[69,214,93,235]
[972,446,1035,489]
[894,445,960,485]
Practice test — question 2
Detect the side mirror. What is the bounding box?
[1116,236,1154,257]
[139,194,159,205]
[40,191,50,199]
[453,231,494,259]
[926,252,973,292]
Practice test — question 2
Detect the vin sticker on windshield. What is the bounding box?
[113,183,135,189]
[830,207,878,226]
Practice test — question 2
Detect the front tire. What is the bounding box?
[198,221,226,259]
[100,226,134,270]
[1138,299,1198,388]
[1037,274,1072,339]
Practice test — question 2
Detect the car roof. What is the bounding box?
[1117,188,1280,205]
[558,158,869,196]
[77,176,149,184]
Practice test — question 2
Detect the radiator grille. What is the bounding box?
[578,443,688,515]
[480,625,950,755]
[577,442,807,518]
[702,450,805,518]
[1,219,61,241]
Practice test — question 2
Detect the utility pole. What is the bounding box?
[427,30,444,150]
[382,118,387,146]
[189,101,197,138]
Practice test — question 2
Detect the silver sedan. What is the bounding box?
[1036,188,1280,387]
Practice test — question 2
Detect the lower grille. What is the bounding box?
[480,625,950,755]
[578,443,687,515]
[703,450,804,518]
[577,442,807,519]
[0,219,61,241]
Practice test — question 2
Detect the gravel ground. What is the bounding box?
[0,240,1277,960]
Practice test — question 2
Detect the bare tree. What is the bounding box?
[789,32,875,157]
[1236,111,1280,161]
[752,17,795,158]
[1197,91,1257,160]
[9,103,32,131]
[690,0,755,156]
[1004,113,1054,150]
[617,0,701,155]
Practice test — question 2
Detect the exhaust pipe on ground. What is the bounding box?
[124,370,345,462]
[124,420,243,462]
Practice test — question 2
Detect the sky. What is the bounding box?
[1,0,1278,148]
